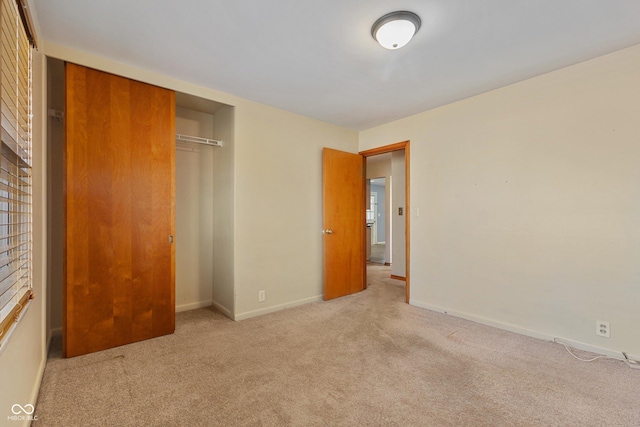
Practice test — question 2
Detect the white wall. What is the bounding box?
[360,44,640,358]
[175,107,215,312]
[0,50,48,427]
[391,151,406,277]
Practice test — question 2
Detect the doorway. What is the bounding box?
[360,141,410,303]
[367,177,386,264]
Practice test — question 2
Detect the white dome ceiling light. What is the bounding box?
[371,11,421,50]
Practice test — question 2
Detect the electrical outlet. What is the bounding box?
[596,320,610,338]
[258,290,266,303]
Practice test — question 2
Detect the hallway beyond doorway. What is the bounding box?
[368,243,386,264]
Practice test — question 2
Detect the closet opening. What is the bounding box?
[174,92,235,319]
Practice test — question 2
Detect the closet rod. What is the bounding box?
[176,134,223,147]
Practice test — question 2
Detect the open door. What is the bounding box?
[322,148,365,300]
[64,63,176,357]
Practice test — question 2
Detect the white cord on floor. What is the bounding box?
[559,341,610,362]
[622,352,640,370]
[558,341,640,369]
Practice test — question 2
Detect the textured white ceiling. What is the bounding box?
[30,1,640,130]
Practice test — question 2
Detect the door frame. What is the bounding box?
[360,141,410,303]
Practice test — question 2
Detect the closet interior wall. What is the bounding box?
[46,58,64,336]
[175,107,215,311]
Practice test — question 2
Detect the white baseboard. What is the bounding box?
[234,295,323,321]
[409,298,638,362]
[211,300,232,319]
[50,327,62,337]
[29,353,48,425]
[175,300,213,313]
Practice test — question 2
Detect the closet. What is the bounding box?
[173,92,235,319]
[50,60,236,358]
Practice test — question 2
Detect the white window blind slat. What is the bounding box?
[0,0,32,343]
[0,256,29,286]
[0,288,17,312]
[0,164,31,186]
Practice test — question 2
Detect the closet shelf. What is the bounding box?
[176,134,223,147]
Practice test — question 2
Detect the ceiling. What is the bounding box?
[30,1,640,130]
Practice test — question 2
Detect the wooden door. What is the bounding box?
[322,148,365,300]
[64,63,176,357]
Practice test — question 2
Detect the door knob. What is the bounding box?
[323,229,333,234]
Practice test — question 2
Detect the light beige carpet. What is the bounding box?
[35,265,640,426]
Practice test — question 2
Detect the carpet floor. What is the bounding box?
[35,265,640,426]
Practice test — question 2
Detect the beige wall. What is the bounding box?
[232,102,358,319]
[360,44,640,358]
[366,156,391,180]
[0,50,48,426]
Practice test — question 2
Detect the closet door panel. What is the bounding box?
[64,63,175,357]
[129,79,176,340]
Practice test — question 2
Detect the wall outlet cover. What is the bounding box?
[596,320,610,338]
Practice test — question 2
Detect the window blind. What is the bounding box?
[0,0,32,343]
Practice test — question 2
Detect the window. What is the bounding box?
[0,0,33,345]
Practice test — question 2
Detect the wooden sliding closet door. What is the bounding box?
[64,63,176,357]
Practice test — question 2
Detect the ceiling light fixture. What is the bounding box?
[371,11,421,50]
